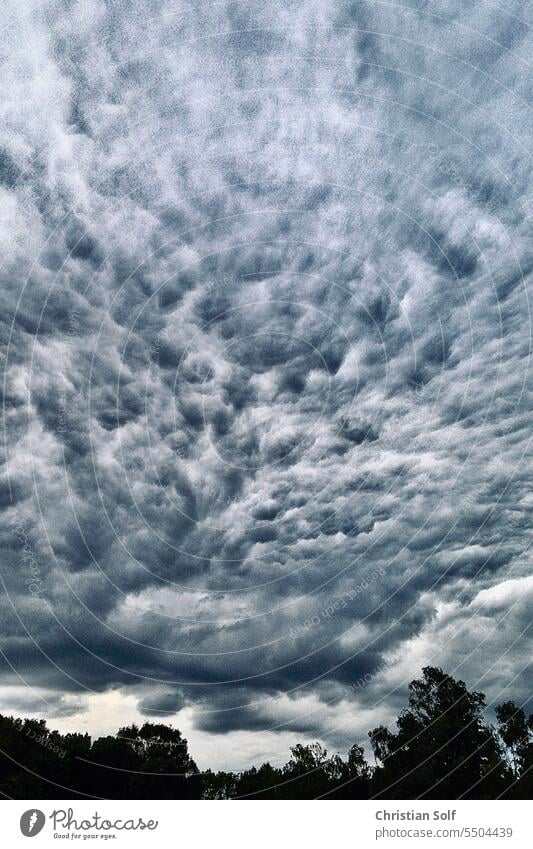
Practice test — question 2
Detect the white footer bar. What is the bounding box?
[3,799,531,848]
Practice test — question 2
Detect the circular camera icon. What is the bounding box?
[20,809,45,837]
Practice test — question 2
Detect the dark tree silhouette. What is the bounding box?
[281,743,341,799]
[0,667,530,800]
[336,743,371,798]
[231,742,371,799]
[0,715,202,799]
[235,763,283,798]
[0,715,91,798]
[495,701,533,798]
[202,769,239,799]
[85,722,201,799]
[369,666,509,799]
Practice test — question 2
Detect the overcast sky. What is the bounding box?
[0,0,532,771]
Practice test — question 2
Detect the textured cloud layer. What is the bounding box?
[0,0,532,767]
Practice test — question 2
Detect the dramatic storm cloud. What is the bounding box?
[0,0,531,769]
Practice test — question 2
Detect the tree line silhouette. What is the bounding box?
[1,668,531,799]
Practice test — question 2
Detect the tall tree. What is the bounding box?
[117,723,201,799]
[495,701,533,798]
[369,667,509,798]
[235,763,283,798]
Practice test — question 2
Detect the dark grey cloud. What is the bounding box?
[138,689,185,717]
[0,0,531,767]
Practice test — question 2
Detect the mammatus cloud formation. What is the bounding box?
[0,0,531,769]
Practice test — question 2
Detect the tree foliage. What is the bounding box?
[369,667,509,798]
[0,667,530,799]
